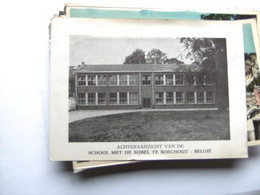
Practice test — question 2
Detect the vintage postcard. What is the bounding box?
[50,18,247,161]
[71,19,259,170]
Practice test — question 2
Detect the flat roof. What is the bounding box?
[75,64,203,73]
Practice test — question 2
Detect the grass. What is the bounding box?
[69,110,230,142]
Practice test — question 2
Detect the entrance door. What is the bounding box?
[143,98,151,108]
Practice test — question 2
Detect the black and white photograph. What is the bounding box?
[50,18,247,160]
[68,37,230,142]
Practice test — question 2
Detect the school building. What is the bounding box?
[73,64,218,109]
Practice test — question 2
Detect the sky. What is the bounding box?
[69,36,191,66]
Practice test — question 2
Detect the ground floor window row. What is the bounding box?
[155,91,214,104]
[77,91,214,105]
[77,92,139,105]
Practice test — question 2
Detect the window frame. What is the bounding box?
[175,75,184,85]
[119,74,128,86]
[109,75,117,86]
[98,75,107,86]
[109,92,117,105]
[78,75,86,86]
[176,92,184,104]
[129,74,138,86]
[129,92,138,105]
[77,93,86,105]
[186,92,195,104]
[119,92,127,104]
[165,74,173,85]
[166,92,174,104]
[142,75,151,86]
[155,74,164,85]
[155,92,164,104]
[88,75,96,86]
[97,93,106,105]
[88,93,96,105]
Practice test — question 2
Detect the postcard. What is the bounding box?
[50,18,247,160]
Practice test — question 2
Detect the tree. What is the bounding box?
[179,38,217,70]
[165,57,184,65]
[179,38,228,109]
[146,49,167,64]
[123,49,146,64]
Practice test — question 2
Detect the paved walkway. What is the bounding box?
[69,108,217,123]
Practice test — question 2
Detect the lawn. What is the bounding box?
[69,110,230,142]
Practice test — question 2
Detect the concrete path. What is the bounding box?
[69,108,217,123]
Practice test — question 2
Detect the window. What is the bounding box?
[119,74,127,86]
[78,75,86,86]
[197,92,204,104]
[98,93,106,105]
[77,93,85,105]
[88,75,96,86]
[155,74,164,85]
[109,93,117,104]
[205,75,214,85]
[109,75,117,86]
[98,75,107,86]
[129,92,138,105]
[119,92,127,104]
[186,75,195,85]
[186,92,195,104]
[165,75,173,85]
[166,92,174,104]
[155,92,164,104]
[175,75,184,85]
[129,74,138,86]
[206,92,214,103]
[142,75,151,85]
[176,92,184,104]
[88,93,96,105]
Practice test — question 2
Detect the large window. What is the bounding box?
[109,75,117,86]
[109,93,117,104]
[129,74,138,86]
[142,75,151,85]
[175,75,184,85]
[78,75,86,86]
[186,92,195,104]
[186,75,195,85]
[98,93,106,105]
[166,92,174,104]
[155,74,164,85]
[165,75,173,85]
[155,92,164,104]
[77,93,85,104]
[88,75,96,86]
[119,74,127,86]
[98,75,107,86]
[119,92,127,104]
[88,93,96,105]
[176,92,184,104]
[206,91,214,103]
[129,92,138,105]
[197,92,204,104]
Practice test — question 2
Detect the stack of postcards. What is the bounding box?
[50,5,260,173]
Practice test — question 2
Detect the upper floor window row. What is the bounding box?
[154,74,214,86]
[78,73,215,86]
[78,74,139,86]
